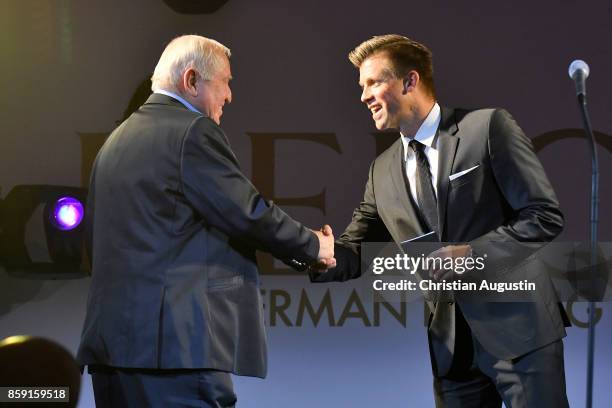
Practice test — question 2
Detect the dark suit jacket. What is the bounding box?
[311,107,569,375]
[77,94,319,378]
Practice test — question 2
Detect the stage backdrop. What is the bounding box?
[1,0,611,406]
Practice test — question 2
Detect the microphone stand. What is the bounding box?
[577,92,599,408]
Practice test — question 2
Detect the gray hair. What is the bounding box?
[151,35,231,93]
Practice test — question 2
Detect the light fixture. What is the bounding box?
[0,185,88,278]
[51,197,84,231]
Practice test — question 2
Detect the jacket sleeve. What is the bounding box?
[180,116,319,265]
[470,109,564,272]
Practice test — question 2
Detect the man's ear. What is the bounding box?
[182,68,199,97]
[403,71,419,94]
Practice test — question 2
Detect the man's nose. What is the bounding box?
[360,87,372,104]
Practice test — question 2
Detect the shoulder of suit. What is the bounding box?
[141,100,220,129]
[137,104,228,147]
[449,107,515,129]
[152,107,224,140]
[373,137,402,165]
[457,107,510,117]
[450,106,498,117]
[187,114,223,132]
[182,115,232,150]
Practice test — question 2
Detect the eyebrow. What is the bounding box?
[358,77,375,88]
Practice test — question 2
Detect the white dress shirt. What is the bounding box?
[400,102,441,206]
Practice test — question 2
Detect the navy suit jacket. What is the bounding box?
[77,93,318,378]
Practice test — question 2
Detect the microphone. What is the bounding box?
[568,58,599,408]
[568,60,590,97]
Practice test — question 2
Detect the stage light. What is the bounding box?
[52,197,84,231]
[0,185,88,278]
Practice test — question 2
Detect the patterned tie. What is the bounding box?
[409,139,438,236]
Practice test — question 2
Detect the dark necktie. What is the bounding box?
[409,139,438,236]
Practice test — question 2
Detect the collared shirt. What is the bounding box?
[400,102,441,205]
[154,89,202,114]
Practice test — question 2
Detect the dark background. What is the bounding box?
[1,0,611,406]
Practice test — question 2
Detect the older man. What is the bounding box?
[78,35,334,407]
[312,35,569,407]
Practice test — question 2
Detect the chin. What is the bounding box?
[374,121,388,131]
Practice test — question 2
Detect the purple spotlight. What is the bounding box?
[52,197,84,230]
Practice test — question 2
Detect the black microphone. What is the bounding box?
[568,60,590,97]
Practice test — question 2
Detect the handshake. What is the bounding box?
[311,224,336,272]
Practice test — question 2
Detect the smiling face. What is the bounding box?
[191,55,233,125]
[358,53,407,131]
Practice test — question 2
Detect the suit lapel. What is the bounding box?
[388,139,424,239]
[435,107,459,240]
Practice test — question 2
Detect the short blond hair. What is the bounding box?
[349,34,435,97]
[151,35,231,92]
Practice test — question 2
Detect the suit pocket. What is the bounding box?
[449,163,482,189]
